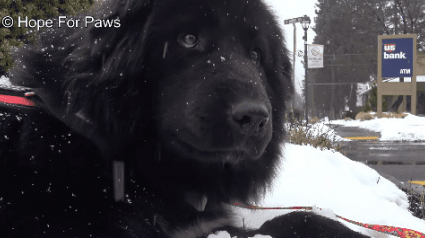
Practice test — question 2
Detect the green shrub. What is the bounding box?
[0,0,95,74]
[355,111,407,121]
[355,111,375,121]
[286,112,343,152]
[309,116,321,124]
[362,85,388,112]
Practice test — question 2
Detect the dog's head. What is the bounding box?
[10,0,292,215]
[143,0,293,202]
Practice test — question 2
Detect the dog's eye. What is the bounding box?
[251,50,260,64]
[179,34,198,48]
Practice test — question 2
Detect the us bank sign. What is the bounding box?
[381,37,414,77]
[377,34,418,118]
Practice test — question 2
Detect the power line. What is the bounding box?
[323,53,376,56]
[321,63,376,67]
[308,82,368,85]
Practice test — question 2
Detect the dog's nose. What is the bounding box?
[231,101,270,135]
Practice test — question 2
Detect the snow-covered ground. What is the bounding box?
[220,115,425,237]
[210,143,425,238]
[330,114,425,141]
[0,75,11,86]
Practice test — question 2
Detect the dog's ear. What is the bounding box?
[28,87,108,153]
[264,31,294,105]
[269,23,293,100]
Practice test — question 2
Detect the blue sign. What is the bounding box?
[382,38,413,77]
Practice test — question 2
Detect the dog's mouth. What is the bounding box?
[171,137,253,164]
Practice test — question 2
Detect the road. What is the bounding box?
[329,125,425,189]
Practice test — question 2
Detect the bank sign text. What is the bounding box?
[382,38,413,77]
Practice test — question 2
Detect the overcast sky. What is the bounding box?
[264,0,319,94]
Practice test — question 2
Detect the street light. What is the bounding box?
[301,15,311,32]
[301,15,311,125]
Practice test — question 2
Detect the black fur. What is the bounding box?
[0,0,367,237]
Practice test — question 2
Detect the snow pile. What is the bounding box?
[312,205,337,220]
[331,114,425,141]
[0,75,11,86]
[227,144,425,237]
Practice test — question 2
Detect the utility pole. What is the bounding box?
[304,32,308,124]
[301,15,311,124]
[284,15,312,123]
[292,23,296,110]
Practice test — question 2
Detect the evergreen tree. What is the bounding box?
[362,85,388,112]
[0,0,94,74]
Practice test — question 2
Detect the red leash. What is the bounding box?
[233,202,425,238]
[0,84,37,109]
[0,94,36,107]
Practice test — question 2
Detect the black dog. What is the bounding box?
[0,0,368,237]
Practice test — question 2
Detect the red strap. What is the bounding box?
[233,203,425,238]
[0,94,36,107]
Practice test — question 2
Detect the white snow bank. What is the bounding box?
[228,144,425,237]
[331,114,425,141]
[0,75,11,86]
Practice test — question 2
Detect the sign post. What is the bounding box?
[377,34,417,117]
